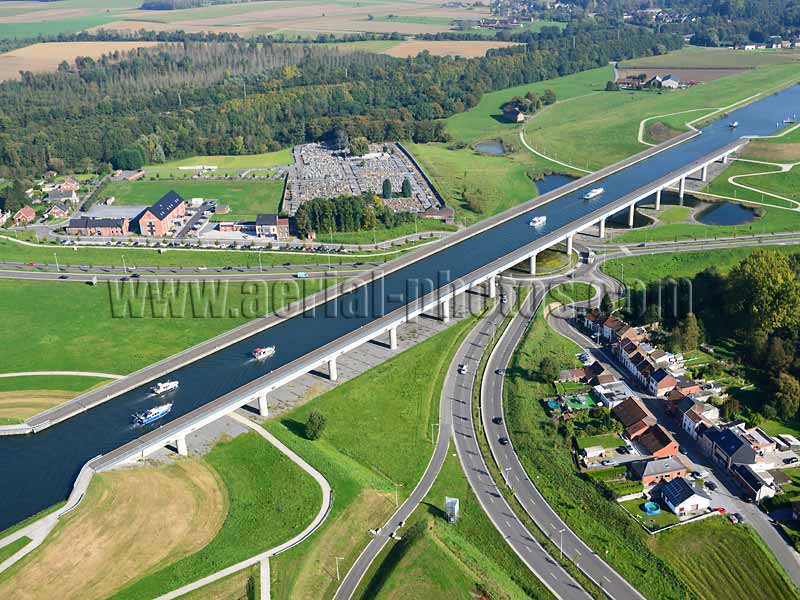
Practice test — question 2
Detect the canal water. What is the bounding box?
[3,84,800,532]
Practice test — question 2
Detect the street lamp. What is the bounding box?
[559,527,566,560]
[335,556,345,581]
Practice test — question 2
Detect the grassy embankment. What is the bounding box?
[503,282,800,600]
[0,375,110,425]
[265,313,495,600]
[619,45,800,69]
[0,537,31,564]
[702,160,800,208]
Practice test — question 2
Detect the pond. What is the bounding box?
[696,202,757,226]
[474,140,505,156]
[536,173,575,195]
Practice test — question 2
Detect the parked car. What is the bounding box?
[705,481,718,491]
[691,469,710,479]
[784,457,799,465]
[601,459,617,467]
[734,512,744,523]
[500,294,508,304]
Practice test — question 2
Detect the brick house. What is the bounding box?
[255,214,290,240]
[138,191,186,237]
[45,202,69,219]
[612,396,657,439]
[13,206,35,225]
[66,217,129,236]
[649,368,678,397]
[629,455,687,487]
[58,177,80,192]
[639,425,679,458]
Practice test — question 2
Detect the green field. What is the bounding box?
[703,161,800,209]
[0,15,119,40]
[0,537,31,565]
[104,432,319,599]
[0,278,330,375]
[620,46,800,69]
[325,217,456,244]
[619,498,679,530]
[610,205,800,244]
[406,142,541,225]
[445,66,611,145]
[657,205,693,223]
[267,314,481,600]
[524,62,800,170]
[103,180,286,220]
[369,15,453,25]
[574,432,621,450]
[353,447,553,600]
[146,149,293,170]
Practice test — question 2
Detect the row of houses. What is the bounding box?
[65,191,185,237]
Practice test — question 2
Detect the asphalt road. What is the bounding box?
[481,287,647,600]
[0,268,364,283]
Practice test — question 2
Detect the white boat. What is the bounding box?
[150,380,179,395]
[583,187,604,200]
[729,121,739,128]
[252,346,276,360]
[529,215,547,228]
[133,402,173,425]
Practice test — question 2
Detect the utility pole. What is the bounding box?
[335,556,345,581]
[122,254,127,273]
[559,527,566,560]
[53,252,59,272]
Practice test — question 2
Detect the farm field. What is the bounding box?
[619,46,800,69]
[382,40,520,58]
[0,278,331,376]
[524,62,800,170]
[351,448,552,600]
[145,149,294,170]
[0,41,160,81]
[0,459,228,600]
[266,314,480,600]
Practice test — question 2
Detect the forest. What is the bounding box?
[0,22,682,180]
[293,193,419,238]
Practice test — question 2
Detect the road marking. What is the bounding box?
[603,576,611,582]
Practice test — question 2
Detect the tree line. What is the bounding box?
[293,194,420,238]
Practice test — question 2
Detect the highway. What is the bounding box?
[2,84,800,533]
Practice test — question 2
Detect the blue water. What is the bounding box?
[474,140,506,155]
[696,202,756,225]
[3,85,800,532]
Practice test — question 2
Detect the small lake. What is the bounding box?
[474,140,505,156]
[536,173,575,195]
[696,202,757,226]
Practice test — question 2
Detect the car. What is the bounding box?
[457,364,468,375]
[197,266,208,271]
[495,368,504,375]
[500,294,508,304]
[492,416,503,425]
[728,513,739,524]
[26,262,36,267]
[692,469,710,479]
[498,437,509,446]
[784,456,799,465]
[58,274,68,279]
[601,459,617,467]
[705,481,718,491]
[734,512,744,523]
[716,507,727,514]
[295,272,309,279]
[617,446,628,455]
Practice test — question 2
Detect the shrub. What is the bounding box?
[305,409,327,440]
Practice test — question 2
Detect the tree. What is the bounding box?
[305,409,327,440]
[538,356,561,383]
[727,250,800,333]
[382,178,393,199]
[333,127,349,151]
[600,293,614,315]
[349,136,369,156]
[720,396,740,421]
[765,336,793,375]
[605,80,619,91]
[542,88,557,105]
[294,204,311,238]
[401,177,412,198]
[111,145,145,170]
[671,312,702,353]
[773,372,800,420]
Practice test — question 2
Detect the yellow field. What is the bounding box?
[0,389,75,421]
[0,41,161,81]
[383,40,520,58]
[0,460,227,600]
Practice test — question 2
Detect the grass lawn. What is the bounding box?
[103,180,286,220]
[610,205,800,244]
[267,314,481,600]
[145,149,293,170]
[702,161,798,208]
[352,447,554,600]
[619,498,679,531]
[654,517,799,600]
[406,142,540,225]
[0,14,119,39]
[0,537,31,564]
[0,375,110,424]
[445,66,611,145]
[178,565,259,600]
[619,46,800,69]
[0,278,331,375]
[575,433,621,450]
[524,63,800,170]
[108,432,320,600]
[545,281,595,307]
[324,218,456,245]
[657,205,693,223]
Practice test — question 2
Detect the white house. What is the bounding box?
[661,478,711,516]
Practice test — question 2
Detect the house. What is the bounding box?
[0,210,9,227]
[732,464,775,502]
[592,380,633,409]
[602,316,627,341]
[66,217,129,237]
[639,425,679,458]
[255,214,290,240]
[582,308,604,334]
[675,376,701,396]
[660,74,681,89]
[679,397,719,439]
[701,426,757,469]
[112,169,145,182]
[649,368,678,397]
[138,191,186,237]
[47,189,79,205]
[45,202,69,220]
[13,206,35,226]
[57,177,80,192]
[612,396,656,439]
[582,445,606,459]
[629,455,687,486]
[660,477,711,516]
[217,222,244,233]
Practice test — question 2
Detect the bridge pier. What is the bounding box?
[655,188,661,211]
[389,326,398,350]
[328,357,338,382]
[679,176,686,204]
[440,299,450,323]
[628,203,635,228]
[258,394,269,417]
[566,234,574,255]
[176,434,188,457]
[722,153,729,164]
[529,253,537,275]
[598,217,606,239]
[487,276,497,299]
[701,164,708,182]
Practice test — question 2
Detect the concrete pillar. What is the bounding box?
[722,153,729,164]
[440,299,450,323]
[679,176,686,205]
[328,357,338,381]
[655,188,662,211]
[258,394,269,417]
[529,253,537,275]
[628,203,635,228]
[598,217,606,239]
[176,435,188,457]
[701,164,708,182]
[260,557,270,600]
[487,276,497,299]
[389,326,398,350]
[566,234,574,255]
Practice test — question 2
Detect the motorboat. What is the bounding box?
[252,346,277,360]
[133,403,173,425]
[729,121,739,128]
[150,380,179,395]
[529,215,547,227]
[583,187,604,200]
